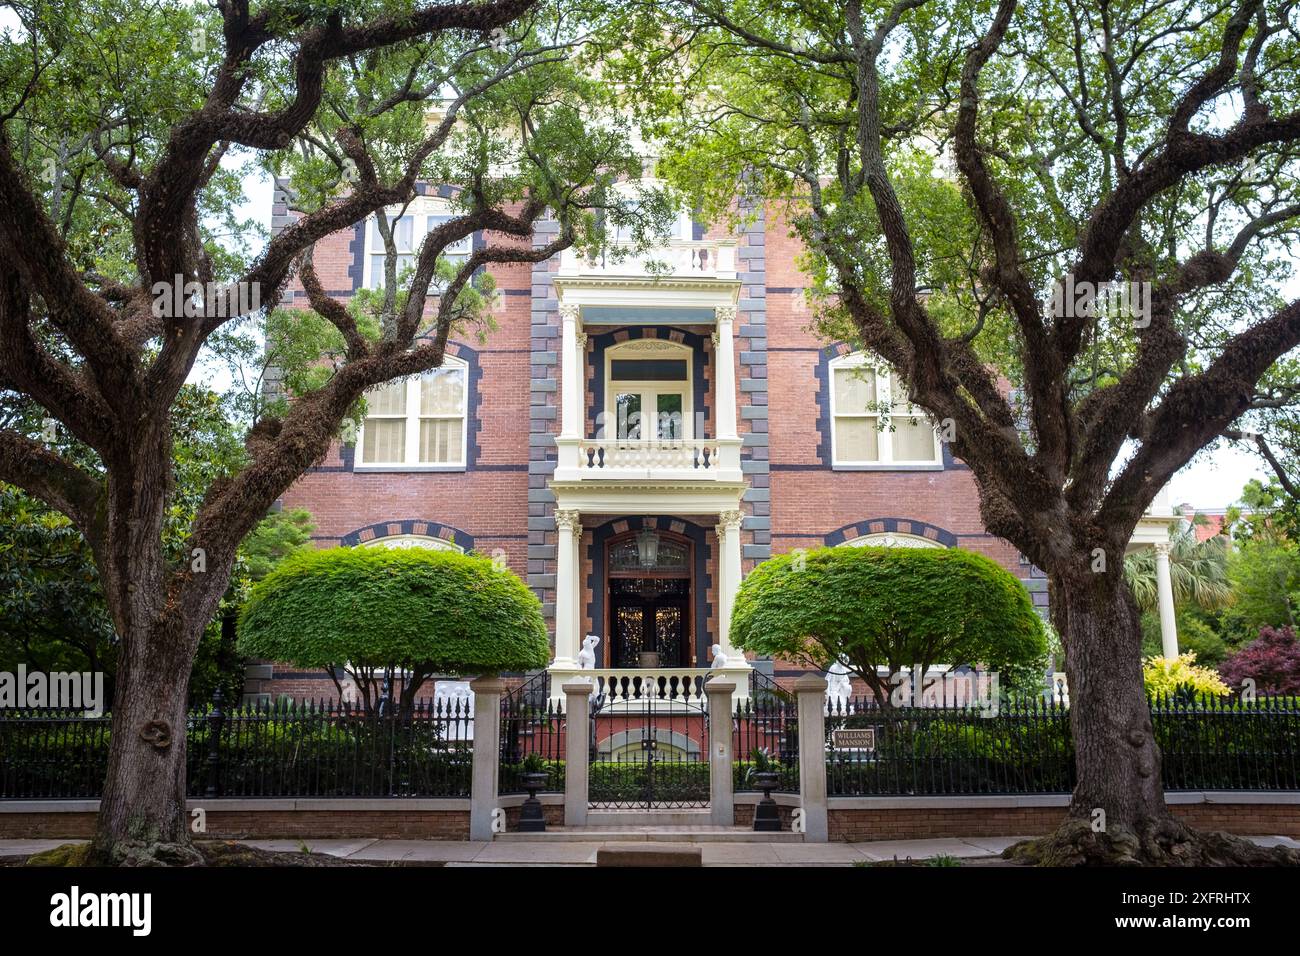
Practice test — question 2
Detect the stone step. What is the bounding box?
[496,826,804,843]
[587,809,715,827]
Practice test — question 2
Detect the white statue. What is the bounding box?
[578,634,600,671]
[433,680,475,739]
[825,659,853,713]
[709,643,728,670]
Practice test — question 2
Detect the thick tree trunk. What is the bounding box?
[1058,573,1171,826]
[91,617,205,865]
[1007,567,1298,866]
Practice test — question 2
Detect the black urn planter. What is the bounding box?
[518,771,550,832]
[750,771,782,832]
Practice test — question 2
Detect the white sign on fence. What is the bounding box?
[831,727,876,751]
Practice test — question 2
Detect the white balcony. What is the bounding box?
[557,240,737,281]
[554,437,743,484]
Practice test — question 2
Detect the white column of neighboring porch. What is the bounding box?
[714,508,751,694]
[712,304,739,441]
[558,303,582,440]
[552,509,583,671]
[1154,540,1179,658]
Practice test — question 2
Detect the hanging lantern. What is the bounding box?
[635,522,660,567]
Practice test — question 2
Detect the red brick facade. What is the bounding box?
[255,184,1041,700]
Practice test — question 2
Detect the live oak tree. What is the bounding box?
[0,0,648,863]
[610,0,1300,863]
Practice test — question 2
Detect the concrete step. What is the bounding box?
[587,809,715,827]
[496,826,804,843]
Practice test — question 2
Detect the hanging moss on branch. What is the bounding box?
[238,547,549,713]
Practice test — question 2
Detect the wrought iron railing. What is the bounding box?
[498,671,565,794]
[734,669,799,793]
[825,692,1300,796]
[0,692,475,799]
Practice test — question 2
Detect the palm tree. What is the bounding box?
[1124,522,1233,613]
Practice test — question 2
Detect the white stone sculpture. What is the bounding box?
[433,680,475,739]
[709,643,728,670]
[825,659,853,713]
[578,634,600,671]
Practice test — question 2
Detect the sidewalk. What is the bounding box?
[5,834,1297,866]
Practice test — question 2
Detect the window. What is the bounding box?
[356,357,468,468]
[362,534,463,552]
[364,198,473,292]
[608,179,691,245]
[602,341,693,440]
[830,353,941,466]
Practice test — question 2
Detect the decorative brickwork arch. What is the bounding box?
[823,517,957,549]
[340,519,474,552]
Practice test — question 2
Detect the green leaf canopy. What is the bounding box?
[732,546,1048,697]
[237,546,550,675]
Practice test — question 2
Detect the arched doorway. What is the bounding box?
[606,529,693,668]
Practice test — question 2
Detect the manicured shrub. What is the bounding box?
[237,547,550,712]
[1142,652,1229,698]
[731,546,1049,701]
[1219,626,1300,696]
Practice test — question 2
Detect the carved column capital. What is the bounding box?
[714,304,737,324]
[558,303,580,323]
[715,509,744,535]
[555,509,583,534]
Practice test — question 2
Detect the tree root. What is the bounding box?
[1004,816,1300,866]
[81,840,206,867]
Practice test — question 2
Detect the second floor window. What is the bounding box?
[602,341,693,441]
[364,199,473,292]
[356,357,468,468]
[830,353,941,467]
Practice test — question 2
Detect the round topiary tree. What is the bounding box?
[237,546,550,714]
[731,546,1048,706]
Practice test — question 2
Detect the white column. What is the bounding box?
[469,676,505,840]
[713,305,738,440]
[559,303,581,440]
[715,509,750,694]
[553,509,582,669]
[705,678,736,826]
[1154,541,1179,658]
[562,681,591,827]
[793,674,829,842]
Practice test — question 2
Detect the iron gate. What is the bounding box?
[588,674,710,809]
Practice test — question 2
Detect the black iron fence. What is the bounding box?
[5,685,1297,802]
[826,693,1300,796]
[734,670,799,792]
[498,672,565,794]
[0,692,474,799]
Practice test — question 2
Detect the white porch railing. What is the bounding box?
[557,241,737,280]
[553,437,743,483]
[585,668,713,706]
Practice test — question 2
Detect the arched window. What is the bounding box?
[356,356,468,468]
[601,338,693,440]
[362,534,463,552]
[829,352,941,466]
[363,196,473,292]
[842,532,944,549]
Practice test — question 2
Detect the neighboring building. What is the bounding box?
[245,179,1046,704]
